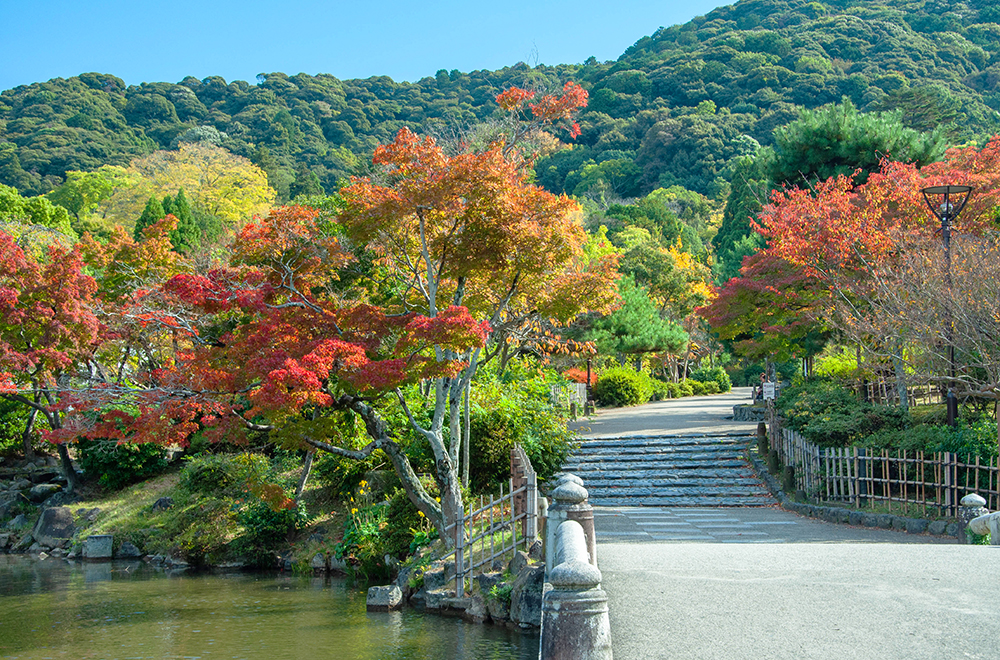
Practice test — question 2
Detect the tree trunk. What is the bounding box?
[462,378,470,489]
[892,344,909,412]
[294,450,315,502]
[21,406,38,460]
[56,443,77,493]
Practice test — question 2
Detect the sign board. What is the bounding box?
[763,382,776,401]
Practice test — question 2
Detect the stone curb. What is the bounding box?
[745,449,960,539]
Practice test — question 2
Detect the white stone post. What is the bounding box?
[539,520,613,660]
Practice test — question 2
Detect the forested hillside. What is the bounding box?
[2,0,999,202]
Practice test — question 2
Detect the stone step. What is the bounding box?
[569,443,748,456]
[567,469,760,481]
[579,434,754,446]
[585,484,771,497]
[582,477,766,489]
[563,432,773,508]
[590,495,776,507]
[564,459,750,472]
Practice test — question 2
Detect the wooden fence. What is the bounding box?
[442,445,538,597]
[772,425,1000,516]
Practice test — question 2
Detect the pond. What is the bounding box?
[0,556,538,660]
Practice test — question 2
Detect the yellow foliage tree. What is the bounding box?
[99,144,275,228]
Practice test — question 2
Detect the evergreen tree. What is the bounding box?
[167,188,200,253]
[714,156,769,284]
[134,196,165,241]
[289,165,325,200]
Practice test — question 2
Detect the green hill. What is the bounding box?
[2,0,999,200]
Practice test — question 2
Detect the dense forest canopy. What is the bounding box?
[2,0,999,202]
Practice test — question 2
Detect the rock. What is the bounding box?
[151,497,174,512]
[928,520,948,535]
[366,584,403,611]
[906,519,929,534]
[11,478,31,491]
[874,514,893,529]
[31,506,76,549]
[528,539,544,562]
[891,517,907,531]
[475,571,505,594]
[329,555,348,573]
[0,500,14,519]
[848,511,865,526]
[83,534,113,559]
[860,513,880,528]
[509,564,545,628]
[28,542,43,554]
[945,522,961,537]
[464,593,488,623]
[0,533,10,549]
[507,550,530,577]
[310,553,327,572]
[28,484,61,503]
[7,514,29,529]
[117,541,142,558]
[487,593,511,622]
[42,492,77,507]
[424,588,452,611]
[423,564,448,591]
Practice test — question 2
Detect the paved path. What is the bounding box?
[564,389,1000,659]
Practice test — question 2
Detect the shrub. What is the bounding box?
[334,503,391,582]
[686,379,707,396]
[676,381,694,397]
[467,363,577,494]
[77,438,168,491]
[690,366,732,392]
[703,381,721,395]
[665,382,681,399]
[233,500,306,568]
[649,378,671,401]
[593,367,649,407]
[563,367,595,386]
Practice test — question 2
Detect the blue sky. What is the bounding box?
[2,0,731,91]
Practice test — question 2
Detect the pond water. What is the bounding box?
[0,556,538,660]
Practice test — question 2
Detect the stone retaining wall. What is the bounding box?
[733,404,767,422]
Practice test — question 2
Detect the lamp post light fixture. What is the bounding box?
[921,184,973,427]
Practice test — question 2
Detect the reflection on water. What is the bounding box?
[0,556,537,660]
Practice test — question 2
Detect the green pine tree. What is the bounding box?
[167,188,200,253]
[134,196,166,241]
[289,165,325,200]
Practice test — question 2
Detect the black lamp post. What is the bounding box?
[921,185,973,427]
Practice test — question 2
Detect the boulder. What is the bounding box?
[7,514,29,529]
[117,541,142,558]
[507,550,530,577]
[151,497,174,512]
[928,520,948,535]
[310,553,327,572]
[528,539,544,562]
[509,564,545,628]
[424,588,451,611]
[366,584,403,611]
[464,593,488,623]
[906,519,929,534]
[0,533,10,549]
[31,507,76,549]
[475,571,505,594]
[423,564,448,590]
[28,484,62,503]
[83,534,113,559]
[487,593,511,622]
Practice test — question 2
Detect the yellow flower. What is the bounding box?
[351,508,358,515]
[417,511,425,518]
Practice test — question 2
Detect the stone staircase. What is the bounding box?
[562,433,775,507]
